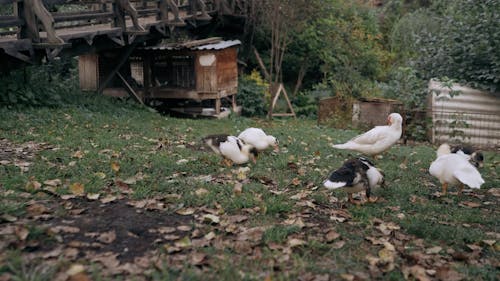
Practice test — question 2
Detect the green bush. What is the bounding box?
[236,74,268,117]
[0,59,79,107]
[409,0,500,92]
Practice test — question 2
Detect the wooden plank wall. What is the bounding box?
[78,54,99,91]
[195,50,218,92]
[216,47,238,93]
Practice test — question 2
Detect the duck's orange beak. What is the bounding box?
[387,116,392,125]
[272,145,280,153]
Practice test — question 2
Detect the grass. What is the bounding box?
[0,94,499,280]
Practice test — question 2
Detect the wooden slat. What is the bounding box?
[53,11,114,22]
[0,15,24,28]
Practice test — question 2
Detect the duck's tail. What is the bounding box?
[454,169,485,189]
[436,143,451,158]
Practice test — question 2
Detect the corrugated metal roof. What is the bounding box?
[142,40,241,51]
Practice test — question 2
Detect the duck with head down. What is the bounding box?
[238,127,279,152]
[323,157,385,205]
[202,134,258,166]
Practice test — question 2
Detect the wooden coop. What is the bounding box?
[78,38,241,117]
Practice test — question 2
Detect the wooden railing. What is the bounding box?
[0,0,217,46]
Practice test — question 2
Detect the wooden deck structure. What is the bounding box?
[0,0,246,72]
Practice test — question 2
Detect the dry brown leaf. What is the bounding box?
[26,203,49,216]
[325,230,340,242]
[174,236,192,248]
[402,265,431,281]
[97,230,117,244]
[435,267,464,281]
[72,151,84,159]
[100,195,117,204]
[195,188,209,196]
[291,177,301,186]
[15,226,29,241]
[111,161,120,173]
[25,179,41,192]
[288,238,306,247]
[202,214,220,224]
[176,207,195,215]
[43,179,62,187]
[459,201,481,208]
[86,193,100,200]
[204,231,216,240]
[190,252,207,266]
[425,246,443,254]
[69,183,85,196]
[233,183,243,195]
[69,272,91,281]
[66,264,85,276]
[49,225,80,234]
[487,188,500,197]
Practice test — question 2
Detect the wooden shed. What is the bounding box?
[78,38,241,116]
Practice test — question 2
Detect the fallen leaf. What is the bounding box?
[402,265,431,281]
[97,230,116,244]
[325,230,340,242]
[66,264,85,276]
[435,266,464,281]
[459,201,481,208]
[487,188,500,197]
[174,236,192,248]
[72,151,84,159]
[111,162,120,173]
[176,207,195,215]
[15,226,29,241]
[233,183,243,195]
[202,214,220,224]
[43,179,62,187]
[26,203,49,216]
[288,238,306,247]
[100,195,117,204]
[69,183,85,196]
[25,179,41,192]
[425,246,442,254]
[86,193,100,200]
[195,188,209,196]
[190,252,207,266]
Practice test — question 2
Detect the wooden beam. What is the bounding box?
[97,42,138,94]
[116,71,145,105]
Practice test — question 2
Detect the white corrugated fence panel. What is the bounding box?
[428,80,500,148]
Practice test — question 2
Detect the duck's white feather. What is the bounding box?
[429,153,484,189]
[323,180,347,189]
[219,136,253,164]
[332,113,402,156]
[238,128,277,151]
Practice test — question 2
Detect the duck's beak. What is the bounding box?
[272,145,280,153]
[387,116,392,125]
[250,154,257,164]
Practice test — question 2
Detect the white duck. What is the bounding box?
[238,127,279,152]
[323,157,384,204]
[429,143,484,195]
[202,134,258,165]
[332,113,403,156]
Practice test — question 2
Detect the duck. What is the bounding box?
[202,134,258,165]
[332,113,403,156]
[450,144,484,168]
[323,157,385,204]
[429,143,485,195]
[238,128,279,152]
